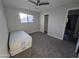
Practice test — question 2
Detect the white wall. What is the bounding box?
[5,6,40,33]
[0,0,9,57]
[40,2,79,40]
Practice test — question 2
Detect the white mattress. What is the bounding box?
[9,31,32,56]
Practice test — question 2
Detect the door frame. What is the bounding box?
[43,13,49,34]
[63,7,79,40]
[44,14,49,34]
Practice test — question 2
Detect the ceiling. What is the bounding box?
[3,0,79,12]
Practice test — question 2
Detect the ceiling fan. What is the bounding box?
[28,0,49,6]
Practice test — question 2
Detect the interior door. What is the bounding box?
[44,15,48,33]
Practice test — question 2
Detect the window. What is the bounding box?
[28,14,34,22]
[19,13,34,23]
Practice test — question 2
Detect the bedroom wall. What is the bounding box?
[0,0,9,57]
[5,6,40,33]
[40,2,79,40]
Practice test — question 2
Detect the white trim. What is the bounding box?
[66,7,79,20]
[67,7,79,11]
[63,7,79,39]
[40,12,49,33]
[0,54,10,58]
[48,33,63,40]
[44,13,49,34]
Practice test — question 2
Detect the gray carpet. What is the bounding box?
[12,32,77,58]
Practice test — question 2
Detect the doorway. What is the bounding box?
[63,9,79,43]
[44,15,49,34]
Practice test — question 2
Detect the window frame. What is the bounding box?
[19,12,34,23]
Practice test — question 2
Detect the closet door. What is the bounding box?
[75,15,79,37]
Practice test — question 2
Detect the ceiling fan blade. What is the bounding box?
[39,2,49,6]
[28,0,38,5]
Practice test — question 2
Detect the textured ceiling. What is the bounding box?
[3,0,79,12]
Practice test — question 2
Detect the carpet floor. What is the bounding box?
[12,32,77,58]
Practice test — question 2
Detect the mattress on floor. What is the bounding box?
[9,31,32,56]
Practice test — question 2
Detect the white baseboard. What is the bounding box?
[0,54,10,58]
[48,33,63,40]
